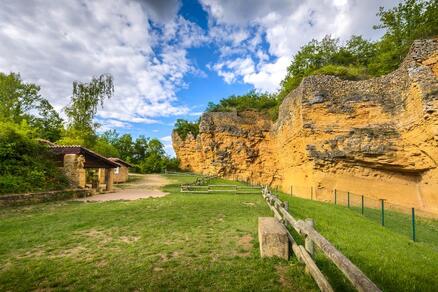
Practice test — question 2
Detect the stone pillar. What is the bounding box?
[98,168,106,184]
[63,154,86,188]
[105,168,114,192]
[258,217,289,260]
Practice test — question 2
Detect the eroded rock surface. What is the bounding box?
[173,39,438,215]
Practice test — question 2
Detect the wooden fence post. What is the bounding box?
[305,218,315,257]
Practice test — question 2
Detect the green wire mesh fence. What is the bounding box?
[285,185,438,245]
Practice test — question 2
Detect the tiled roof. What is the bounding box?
[49,145,119,168]
[108,157,134,167]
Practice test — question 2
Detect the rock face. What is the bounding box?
[173,39,438,215]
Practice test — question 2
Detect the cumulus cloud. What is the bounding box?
[0,0,206,124]
[201,0,402,91]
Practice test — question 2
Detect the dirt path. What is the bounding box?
[77,174,172,202]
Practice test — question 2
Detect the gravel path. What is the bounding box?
[76,174,172,202]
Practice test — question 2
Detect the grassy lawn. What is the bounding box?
[1,174,437,291]
[0,175,317,291]
[273,191,438,292]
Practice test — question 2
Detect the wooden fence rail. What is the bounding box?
[262,187,381,292]
[181,184,261,194]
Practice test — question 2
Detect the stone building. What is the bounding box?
[108,158,133,183]
[49,145,119,191]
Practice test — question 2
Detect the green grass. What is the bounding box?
[273,191,438,292]
[1,175,437,291]
[0,175,317,291]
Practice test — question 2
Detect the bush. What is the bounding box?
[313,65,369,80]
[206,91,280,120]
[0,121,69,194]
[174,119,199,140]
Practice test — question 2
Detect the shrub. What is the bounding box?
[174,119,199,140]
[206,91,280,120]
[0,121,69,195]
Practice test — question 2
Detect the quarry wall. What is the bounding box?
[172,39,438,215]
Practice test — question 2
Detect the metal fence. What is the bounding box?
[284,185,438,244]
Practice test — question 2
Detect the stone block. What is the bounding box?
[258,217,289,260]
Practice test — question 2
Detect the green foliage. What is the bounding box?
[174,119,200,140]
[369,0,438,75]
[97,131,177,173]
[312,65,369,80]
[205,90,280,120]
[0,121,68,195]
[93,138,120,158]
[0,72,41,123]
[0,73,64,142]
[207,0,438,120]
[278,36,376,101]
[28,100,64,142]
[64,74,114,147]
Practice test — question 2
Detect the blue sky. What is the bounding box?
[0,0,401,155]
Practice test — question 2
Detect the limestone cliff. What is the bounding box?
[173,39,438,215]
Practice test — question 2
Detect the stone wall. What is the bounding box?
[63,154,86,188]
[0,189,91,207]
[173,39,438,215]
[114,166,129,183]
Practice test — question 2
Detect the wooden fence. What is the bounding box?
[262,187,381,292]
[180,184,261,194]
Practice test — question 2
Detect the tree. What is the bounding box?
[174,119,200,140]
[29,99,64,142]
[63,74,114,147]
[93,137,120,158]
[369,0,438,74]
[0,73,41,123]
[115,133,134,161]
[132,135,149,164]
[0,72,64,141]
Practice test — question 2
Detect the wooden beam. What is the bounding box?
[286,230,334,292]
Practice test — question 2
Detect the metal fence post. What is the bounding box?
[290,185,293,196]
[380,199,385,226]
[347,192,350,208]
[334,189,337,205]
[311,186,313,200]
[361,195,364,215]
[412,207,416,242]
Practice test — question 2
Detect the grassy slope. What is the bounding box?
[274,191,438,292]
[0,175,317,291]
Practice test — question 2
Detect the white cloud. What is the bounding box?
[0,0,206,125]
[97,119,132,132]
[160,135,173,142]
[201,0,402,92]
[160,135,175,156]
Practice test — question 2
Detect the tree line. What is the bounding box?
[0,73,178,194]
[175,0,438,135]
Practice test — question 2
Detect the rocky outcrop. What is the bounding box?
[173,39,438,215]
